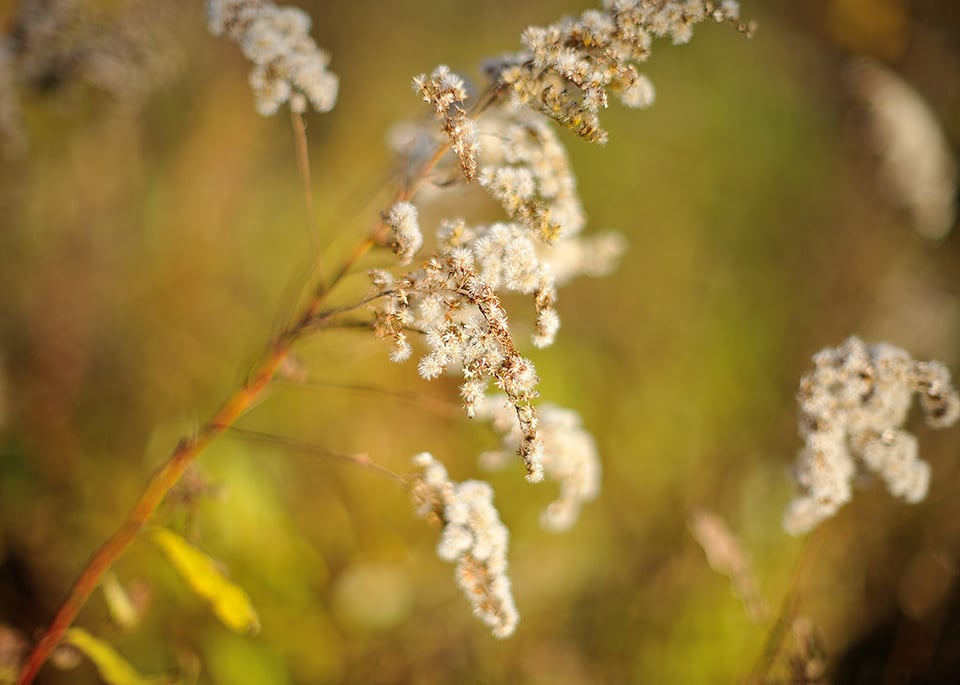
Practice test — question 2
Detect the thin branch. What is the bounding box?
[275,378,463,417]
[226,426,409,485]
[290,110,320,257]
[749,525,826,683]
[17,344,286,685]
[308,292,393,326]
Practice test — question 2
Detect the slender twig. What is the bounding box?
[749,526,826,683]
[276,378,463,417]
[17,289,330,685]
[309,292,392,324]
[17,336,288,685]
[290,110,320,256]
[227,426,408,485]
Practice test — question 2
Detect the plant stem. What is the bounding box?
[227,426,408,485]
[17,96,474,682]
[290,110,320,257]
[17,328,293,684]
[749,526,826,683]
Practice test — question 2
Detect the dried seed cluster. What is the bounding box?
[411,453,518,638]
[414,65,481,181]
[784,337,960,535]
[478,396,601,531]
[486,0,747,144]
[208,0,338,116]
[371,250,544,481]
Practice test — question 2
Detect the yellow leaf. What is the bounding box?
[102,572,140,631]
[149,528,261,634]
[63,628,175,685]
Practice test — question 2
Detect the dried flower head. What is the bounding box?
[371,251,544,481]
[478,395,600,531]
[385,201,423,265]
[687,508,768,622]
[0,0,184,156]
[207,0,338,116]
[476,109,626,348]
[486,0,750,144]
[783,337,960,535]
[373,109,628,480]
[410,453,518,638]
[479,110,585,242]
[370,186,621,479]
[413,65,480,181]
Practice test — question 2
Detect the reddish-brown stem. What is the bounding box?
[17,267,377,685]
[17,334,289,684]
[18,84,499,682]
[18,296,375,683]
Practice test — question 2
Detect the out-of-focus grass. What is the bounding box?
[1,1,959,683]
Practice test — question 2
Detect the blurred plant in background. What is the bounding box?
[783,337,959,536]
[847,57,957,241]
[1,0,960,683]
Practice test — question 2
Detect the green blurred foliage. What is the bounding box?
[1,0,960,683]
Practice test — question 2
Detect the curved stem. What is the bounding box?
[290,110,320,258]
[749,525,826,683]
[18,103,464,683]
[277,379,462,417]
[17,299,375,683]
[227,426,408,485]
[17,335,289,685]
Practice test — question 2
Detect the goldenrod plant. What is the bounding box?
[2,1,959,683]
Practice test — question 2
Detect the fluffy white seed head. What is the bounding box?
[207,0,339,116]
[414,65,480,181]
[410,453,518,638]
[487,0,749,143]
[783,337,960,535]
[477,396,600,531]
[386,201,423,265]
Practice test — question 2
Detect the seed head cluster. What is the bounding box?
[371,249,544,481]
[207,0,338,116]
[368,0,750,638]
[370,170,621,480]
[478,396,601,531]
[479,111,585,243]
[485,0,748,144]
[784,337,960,535]
[384,201,423,265]
[477,110,625,347]
[411,453,518,639]
[414,65,480,181]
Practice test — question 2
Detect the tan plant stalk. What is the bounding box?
[290,109,320,253]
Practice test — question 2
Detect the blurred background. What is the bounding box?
[1,0,960,682]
